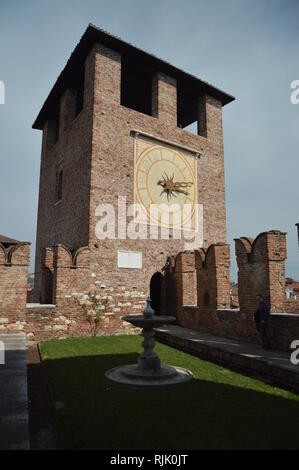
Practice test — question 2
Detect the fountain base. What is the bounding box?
[105,298,193,386]
[105,364,193,386]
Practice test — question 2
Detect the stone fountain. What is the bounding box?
[105,298,193,386]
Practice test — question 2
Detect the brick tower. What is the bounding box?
[32,24,234,322]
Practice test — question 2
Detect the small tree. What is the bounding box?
[73,290,109,337]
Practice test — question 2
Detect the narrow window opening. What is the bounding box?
[177,84,201,135]
[121,56,152,116]
[56,169,63,203]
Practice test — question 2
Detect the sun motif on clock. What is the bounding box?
[134,139,198,230]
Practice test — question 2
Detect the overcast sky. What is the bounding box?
[0,0,298,280]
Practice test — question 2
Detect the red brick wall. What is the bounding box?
[196,244,231,311]
[83,43,228,318]
[235,230,287,315]
[0,242,30,333]
[28,37,298,351]
[26,244,142,344]
[164,231,299,351]
[33,46,95,302]
[165,244,231,330]
[286,300,299,314]
[34,41,227,312]
[1,230,298,352]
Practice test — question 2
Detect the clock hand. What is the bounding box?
[174,181,193,188]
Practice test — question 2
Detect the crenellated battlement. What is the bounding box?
[38,244,91,304]
[0,230,297,350]
[0,242,30,266]
[53,244,90,268]
[163,231,297,351]
[27,243,143,343]
[235,230,287,314]
[164,243,231,329]
[235,231,287,264]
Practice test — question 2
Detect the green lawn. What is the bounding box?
[40,335,299,450]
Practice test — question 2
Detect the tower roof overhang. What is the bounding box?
[33,23,235,130]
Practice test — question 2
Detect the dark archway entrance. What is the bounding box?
[150,272,164,315]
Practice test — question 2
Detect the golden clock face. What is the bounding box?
[134,140,198,230]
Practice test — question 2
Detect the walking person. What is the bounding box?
[253,294,271,350]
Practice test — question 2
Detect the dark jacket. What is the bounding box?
[254,300,270,323]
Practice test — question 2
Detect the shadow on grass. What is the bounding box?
[41,352,299,450]
[27,347,57,449]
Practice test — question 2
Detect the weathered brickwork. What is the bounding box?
[0,229,297,350]
[27,244,143,344]
[33,49,94,302]
[286,299,299,314]
[164,231,298,352]
[89,42,226,245]
[2,28,296,352]
[0,242,30,333]
[235,231,287,315]
[32,29,228,339]
[165,244,231,331]
[82,42,227,322]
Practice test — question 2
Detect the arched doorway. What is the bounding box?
[150,272,164,315]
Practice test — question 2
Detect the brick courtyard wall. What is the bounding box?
[269,313,299,350]
[235,230,287,315]
[163,232,299,352]
[196,243,231,312]
[24,31,299,350]
[1,231,298,351]
[26,244,143,344]
[172,251,197,318]
[286,299,299,314]
[0,242,30,334]
[234,230,295,348]
[28,232,296,349]
[165,244,231,330]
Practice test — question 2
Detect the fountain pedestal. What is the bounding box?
[138,326,160,370]
[105,299,193,386]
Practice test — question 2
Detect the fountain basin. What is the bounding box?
[105,298,193,387]
[105,364,192,386]
[122,315,176,329]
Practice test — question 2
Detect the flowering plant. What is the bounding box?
[73,289,109,336]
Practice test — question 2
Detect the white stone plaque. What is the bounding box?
[117,250,142,269]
